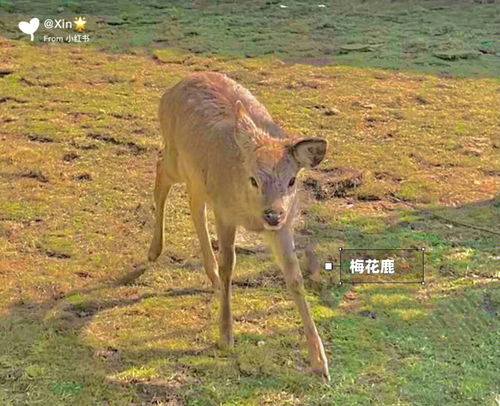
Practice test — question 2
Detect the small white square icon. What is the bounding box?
[324,262,333,270]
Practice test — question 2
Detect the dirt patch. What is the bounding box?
[118,377,187,406]
[0,96,27,104]
[70,141,99,150]
[94,346,121,362]
[66,302,100,318]
[0,68,14,77]
[27,134,54,143]
[168,254,185,265]
[302,167,363,200]
[0,170,48,183]
[482,169,500,177]
[110,112,138,120]
[233,268,283,289]
[374,171,402,183]
[339,289,361,313]
[310,104,340,116]
[19,170,49,183]
[211,239,266,256]
[39,247,71,259]
[87,132,147,155]
[75,271,92,278]
[357,193,381,202]
[74,173,92,181]
[285,79,326,90]
[20,77,56,87]
[87,132,124,145]
[62,152,79,162]
[358,310,377,319]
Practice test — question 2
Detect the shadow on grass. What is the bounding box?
[0,196,498,404]
[2,1,500,77]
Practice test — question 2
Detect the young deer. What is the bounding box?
[148,72,329,380]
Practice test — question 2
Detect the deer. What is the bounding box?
[148,72,329,380]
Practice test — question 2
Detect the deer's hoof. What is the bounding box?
[311,363,330,382]
[210,276,221,291]
[148,244,161,262]
[310,354,330,382]
[217,336,234,351]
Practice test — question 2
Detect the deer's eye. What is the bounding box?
[288,177,296,187]
[250,177,259,188]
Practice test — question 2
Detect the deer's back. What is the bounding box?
[160,72,283,142]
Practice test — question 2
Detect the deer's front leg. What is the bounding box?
[267,227,330,381]
[215,214,236,348]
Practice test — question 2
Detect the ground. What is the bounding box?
[0,1,499,405]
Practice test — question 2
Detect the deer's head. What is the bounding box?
[234,100,327,230]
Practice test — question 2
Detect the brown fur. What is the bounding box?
[148,72,329,380]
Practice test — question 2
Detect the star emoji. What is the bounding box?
[74,16,86,31]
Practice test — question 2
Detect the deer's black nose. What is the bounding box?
[263,209,283,226]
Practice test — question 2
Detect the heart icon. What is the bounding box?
[18,18,40,41]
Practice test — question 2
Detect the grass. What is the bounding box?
[1,0,500,77]
[1,1,500,404]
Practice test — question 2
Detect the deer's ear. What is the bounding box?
[234,100,258,154]
[290,138,327,168]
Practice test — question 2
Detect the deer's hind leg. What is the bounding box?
[214,213,236,348]
[148,156,174,262]
[189,192,220,289]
